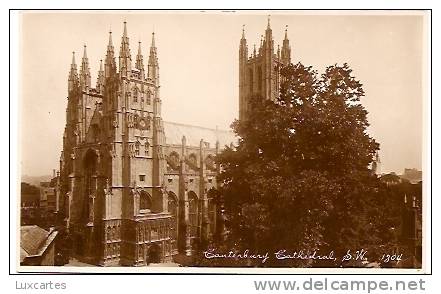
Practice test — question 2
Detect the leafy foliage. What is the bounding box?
[216,62,385,267]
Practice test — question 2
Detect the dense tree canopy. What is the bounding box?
[215,62,386,267]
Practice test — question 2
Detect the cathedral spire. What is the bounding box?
[123,20,127,37]
[148,31,159,84]
[281,25,291,65]
[239,24,248,60]
[264,15,273,50]
[108,29,113,47]
[96,59,105,93]
[138,40,142,56]
[80,44,91,89]
[69,51,77,77]
[68,51,79,92]
[151,31,156,47]
[105,30,117,78]
[71,51,76,67]
[119,21,132,76]
[135,40,145,78]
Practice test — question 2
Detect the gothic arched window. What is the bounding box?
[167,152,180,171]
[133,87,138,102]
[135,141,140,156]
[187,153,198,171]
[146,90,152,105]
[140,191,152,212]
[83,149,98,222]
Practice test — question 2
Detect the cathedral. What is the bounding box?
[58,19,291,266]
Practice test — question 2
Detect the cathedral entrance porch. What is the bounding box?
[120,213,174,266]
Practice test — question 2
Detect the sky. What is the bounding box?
[19,11,426,176]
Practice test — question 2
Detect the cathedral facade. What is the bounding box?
[58,20,290,266]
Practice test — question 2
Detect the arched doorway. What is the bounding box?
[147,244,161,264]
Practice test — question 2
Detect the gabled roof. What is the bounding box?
[20,225,58,262]
[20,225,49,256]
[163,121,236,149]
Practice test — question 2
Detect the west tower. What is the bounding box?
[60,22,171,266]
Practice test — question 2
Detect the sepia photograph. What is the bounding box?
[15,10,429,273]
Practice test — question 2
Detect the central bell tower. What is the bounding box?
[238,17,292,120]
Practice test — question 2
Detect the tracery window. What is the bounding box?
[135,141,140,156]
[140,191,152,212]
[166,152,180,171]
[187,153,198,171]
[146,90,152,105]
[133,87,138,102]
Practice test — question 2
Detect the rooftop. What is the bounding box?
[163,121,236,148]
[20,225,58,263]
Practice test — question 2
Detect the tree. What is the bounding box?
[216,62,381,267]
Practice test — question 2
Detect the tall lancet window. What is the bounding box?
[135,141,140,156]
[133,87,138,102]
[144,140,150,156]
[146,90,151,105]
[140,191,152,212]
